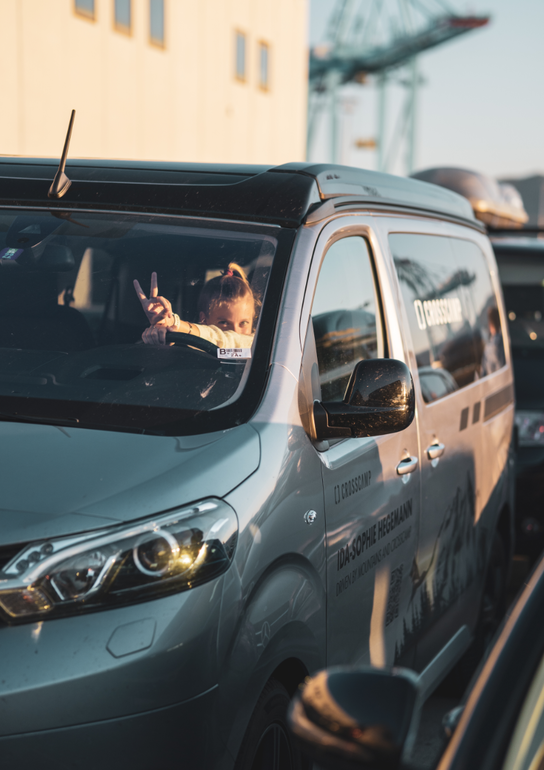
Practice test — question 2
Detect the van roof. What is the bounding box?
[0,157,477,228]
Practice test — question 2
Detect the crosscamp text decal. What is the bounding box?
[334,470,371,505]
[413,297,463,331]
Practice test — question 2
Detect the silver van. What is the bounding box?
[0,158,514,770]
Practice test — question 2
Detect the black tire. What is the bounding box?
[440,531,507,697]
[235,679,310,770]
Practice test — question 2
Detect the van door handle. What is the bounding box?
[396,456,418,475]
[426,442,445,460]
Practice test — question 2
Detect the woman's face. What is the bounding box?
[202,296,255,335]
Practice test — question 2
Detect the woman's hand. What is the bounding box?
[133,272,173,327]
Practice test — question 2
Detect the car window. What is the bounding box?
[0,210,285,435]
[451,238,506,377]
[418,367,458,403]
[502,650,544,770]
[494,245,544,351]
[390,233,505,404]
[494,244,544,410]
[311,236,383,402]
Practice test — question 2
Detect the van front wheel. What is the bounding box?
[235,679,309,770]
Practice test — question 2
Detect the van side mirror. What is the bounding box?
[313,359,415,440]
[288,667,420,770]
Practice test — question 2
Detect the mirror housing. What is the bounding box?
[38,245,75,272]
[288,667,420,770]
[8,244,75,272]
[313,359,415,440]
[5,215,61,249]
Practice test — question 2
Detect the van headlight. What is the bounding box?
[515,411,544,447]
[0,499,237,623]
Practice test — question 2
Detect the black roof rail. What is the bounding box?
[0,158,477,228]
[303,194,485,232]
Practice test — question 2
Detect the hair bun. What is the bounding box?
[223,262,249,284]
[197,260,258,323]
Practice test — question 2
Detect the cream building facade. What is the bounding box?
[0,0,308,164]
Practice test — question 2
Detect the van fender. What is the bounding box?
[215,555,326,767]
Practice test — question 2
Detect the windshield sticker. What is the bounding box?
[413,297,463,330]
[0,247,23,261]
[217,348,252,359]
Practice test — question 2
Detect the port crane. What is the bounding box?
[308,0,489,173]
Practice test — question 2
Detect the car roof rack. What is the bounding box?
[0,157,476,228]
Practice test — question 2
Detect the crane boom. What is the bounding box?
[310,15,489,83]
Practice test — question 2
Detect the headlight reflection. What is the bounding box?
[0,499,237,623]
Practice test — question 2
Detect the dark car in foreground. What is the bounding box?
[289,553,544,770]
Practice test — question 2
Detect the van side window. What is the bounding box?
[311,237,383,402]
[390,233,505,404]
[451,239,506,377]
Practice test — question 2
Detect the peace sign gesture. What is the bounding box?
[133,272,173,327]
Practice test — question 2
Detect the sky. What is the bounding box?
[308,0,544,180]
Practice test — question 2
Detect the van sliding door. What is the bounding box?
[390,230,505,675]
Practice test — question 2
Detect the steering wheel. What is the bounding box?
[164,331,220,357]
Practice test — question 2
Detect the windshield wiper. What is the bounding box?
[0,412,79,428]
[0,411,158,435]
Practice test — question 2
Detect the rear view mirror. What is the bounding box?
[5,215,61,249]
[38,245,75,272]
[288,667,420,770]
[313,359,415,440]
[8,244,75,272]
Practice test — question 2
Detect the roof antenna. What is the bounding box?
[48,109,76,199]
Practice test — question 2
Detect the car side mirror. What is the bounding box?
[288,667,420,770]
[313,359,415,440]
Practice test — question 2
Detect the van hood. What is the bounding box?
[0,422,260,545]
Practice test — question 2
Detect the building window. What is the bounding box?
[114,0,131,34]
[74,0,95,20]
[235,31,246,81]
[259,42,270,90]
[150,0,165,47]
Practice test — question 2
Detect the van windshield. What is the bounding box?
[0,210,288,435]
[494,240,544,409]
